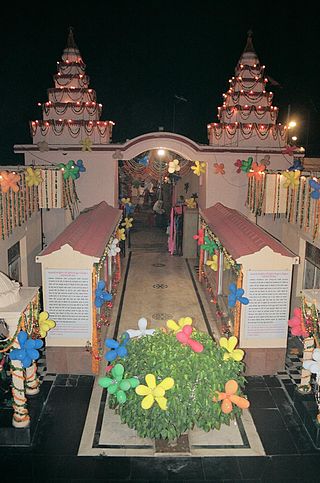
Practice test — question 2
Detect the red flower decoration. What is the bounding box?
[176,325,204,353]
[247,162,266,181]
[234,159,242,173]
[288,308,308,337]
[214,163,225,175]
[193,228,204,246]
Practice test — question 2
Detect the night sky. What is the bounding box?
[1,2,319,165]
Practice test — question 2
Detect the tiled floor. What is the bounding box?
[1,210,320,481]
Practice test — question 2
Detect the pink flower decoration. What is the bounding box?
[282,145,296,157]
[234,159,242,173]
[176,325,204,353]
[193,228,204,246]
[288,308,308,337]
[214,163,225,175]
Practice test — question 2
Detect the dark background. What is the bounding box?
[1,2,319,165]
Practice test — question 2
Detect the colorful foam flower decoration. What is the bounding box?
[191,161,206,176]
[261,155,271,166]
[241,157,253,173]
[219,336,244,361]
[98,363,139,404]
[9,331,43,368]
[0,171,20,193]
[213,380,250,414]
[122,217,133,229]
[135,373,174,410]
[58,160,80,180]
[247,162,266,181]
[25,167,42,187]
[117,227,126,241]
[228,283,249,308]
[282,145,296,156]
[121,197,132,206]
[95,280,113,308]
[176,325,204,353]
[185,197,197,208]
[282,170,300,189]
[288,308,308,338]
[234,159,242,174]
[105,332,130,362]
[193,228,204,246]
[38,311,56,338]
[75,160,86,177]
[81,137,93,151]
[223,258,232,270]
[167,317,192,333]
[109,238,121,257]
[168,159,181,174]
[303,348,320,375]
[288,158,304,171]
[126,317,155,338]
[201,236,218,256]
[309,179,320,200]
[213,163,225,175]
[206,254,218,271]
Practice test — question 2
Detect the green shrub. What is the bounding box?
[108,329,247,440]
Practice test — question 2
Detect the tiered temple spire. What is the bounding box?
[207,31,286,148]
[30,27,114,146]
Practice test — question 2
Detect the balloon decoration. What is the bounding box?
[38,311,56,338]
[185,198,197,208]
[58,160,80,180]
[25,167,42,187]
[201,236,218,256]
[81,137,93,151]
[0,171,20,193]
[109,238,121,257]
[75,160,86,177]
[167,317,192,333]
[234,159,242,174]
[241,157,253,173]
[260,155,271,166]
[282,170,300,189]
[288,308,309,338]
[213,163,225,175]
[95,280,113,308]
[105,332,130,362]
[219,336,244,361]
[309,179,320,200]
[288,158,304,171]
[117,228,126,241]
[282,145,296,156]
[303,348,320,375]
[98,363,139,404]
[135,373,174,410]
[176,325,204,353]
[193,228,204,246]
[121,197,132,206]
[247,162,266,181]
[126,317,155,339]
[9,331,43,368]
[122,217,133,230]
[228,283,249,308]
[191,161,206,176]
[206,254,218,271]
[168,159,181,174]
[213,380,250,414]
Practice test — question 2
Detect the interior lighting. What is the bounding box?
[157,149,165,156]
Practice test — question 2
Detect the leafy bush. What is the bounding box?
[107,329,247,440]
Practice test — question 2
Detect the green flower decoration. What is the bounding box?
[241,157,253,173]
[200,236,219,256]
[98,363,139,404]
[58,160,80,180]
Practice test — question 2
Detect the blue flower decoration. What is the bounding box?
[105,332,130,362]
[9,331,43,368]
[228,283,249,308]
[95,280,112,308]
[125,204,135,216]
[288,158,304,171]
[309,179,320,200]
[75,159,86,178]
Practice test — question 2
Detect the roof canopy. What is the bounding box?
[40,201,122,259]
[200,203,296,260]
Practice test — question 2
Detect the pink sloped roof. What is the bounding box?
[40,201,122,258]
[201,203,296,260]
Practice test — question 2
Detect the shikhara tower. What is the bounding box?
[30,27,114,146]
[207,31,286,148]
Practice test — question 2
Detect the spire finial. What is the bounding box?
[243,29,256,54]
[66,26,78,50]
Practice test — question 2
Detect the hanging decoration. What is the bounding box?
[126,317,155,339]
[168,159,181,174]
[25,167,42,187]
[81,137,93,151]
[247,162,266,181]
[201,236,218,256]
[193,228,204,246]
[234,159,242,174]
[9,331,43,369]
[282,145,296,156]
[94,280,113,308]
[228,283,249,308]
[241,157,253,173]
[116,227,126,241]
[108,238,121,257]
[185,197,197,208]
[213,380,250,414]
[135,373,174,410]
[282,170,300,189]
[309,179,320,200]
[75,159,86,177]
[260,155,271,166]
[213,163,225,175]
[122,217,133,230]
[38,312,56,338]
[191,161,206,176]
[288,158,304,171]
[58,160,80,180]
[0,171,20,193]
[206,255,218,271]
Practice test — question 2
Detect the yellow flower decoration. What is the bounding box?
[282,171,300,189]
[135,374,174,410]
[223,258,232,270]
[219,336,244,362]
[191,161,206,176]
[25,167,42,187]
[117,228,126,241]
[121,197,132,206]
[185,198,197,209]
[38,311,56,338]
[206,254,218,271]
[81,137,93,151]
[121,217,133,229]
[166,317,192,333]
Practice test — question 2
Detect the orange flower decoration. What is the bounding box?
[0,171,20,193]
[247,162,266,181]
[213,380,250,414]
[213,163,225,175]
